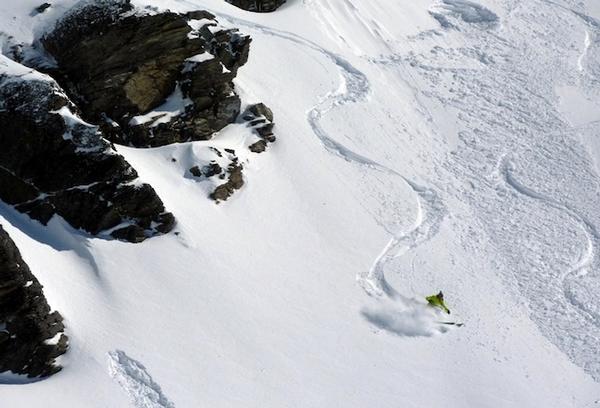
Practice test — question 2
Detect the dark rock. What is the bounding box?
[249,139,267,153]
[243,103,276,151]
[190,162,223,178]
[109,225,147,243]
[189,166,203,177]
[154,213,176,233]
[247,102,274,122]
[210,147,223,158]
[42,0,252,147]
[0,225,67,378]
[210,163,244,202]
[256,122,276,142]
[0,66,174,242]
[35,3,52,14]
[226,0,286,12]
[203,162,223,177]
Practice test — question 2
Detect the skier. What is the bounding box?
[426,291,450,314]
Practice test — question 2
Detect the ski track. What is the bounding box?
[176,0,448,332]
[357,0,600,370]
[577,30,591,73]
[108,350,175,408]
[540,0,600,82]
[358,180,445,300]
[501,158,600,325]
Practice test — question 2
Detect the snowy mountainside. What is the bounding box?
[2,0,600,407]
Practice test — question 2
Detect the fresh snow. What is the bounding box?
[184,51,214,64]
[0,54,51,84]
[186,18,217,38]
[2,0,600,407]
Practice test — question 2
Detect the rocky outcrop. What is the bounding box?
[0,225,67,378]
[243,103,276,153]
[0,61,174,242]
[210,161,244,202]
[186,147,244,202]
[42,0,251,147]
[190,162,222,178]
[226,0,286,12]
[34,3,52,14]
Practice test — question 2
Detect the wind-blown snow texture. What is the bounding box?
[2,0,600,407]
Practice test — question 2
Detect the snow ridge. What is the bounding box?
[107,350,175,408]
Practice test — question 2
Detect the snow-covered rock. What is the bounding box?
[42,1,252,147]
[243,103,276,153]
[0,57,174,242]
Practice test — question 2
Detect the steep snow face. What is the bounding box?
[395,0,600,380]
[2,0,600,407]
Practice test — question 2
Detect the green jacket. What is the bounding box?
[426,292,450,314]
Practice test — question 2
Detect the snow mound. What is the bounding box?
[430,0,498,28]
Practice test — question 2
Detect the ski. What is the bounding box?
[438,322,465,327]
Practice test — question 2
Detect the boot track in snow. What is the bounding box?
[108,350,175,408]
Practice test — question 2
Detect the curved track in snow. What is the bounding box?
[501,158,600,325]
[358,180,445,299]
[389,0,600,373]
[177,1,447,326]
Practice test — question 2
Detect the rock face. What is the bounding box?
[0,63,174,242]
[226,0,286,12]
[42,0,251,147]
[0,225,67,378]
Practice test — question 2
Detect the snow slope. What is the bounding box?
[2,0,600,407]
